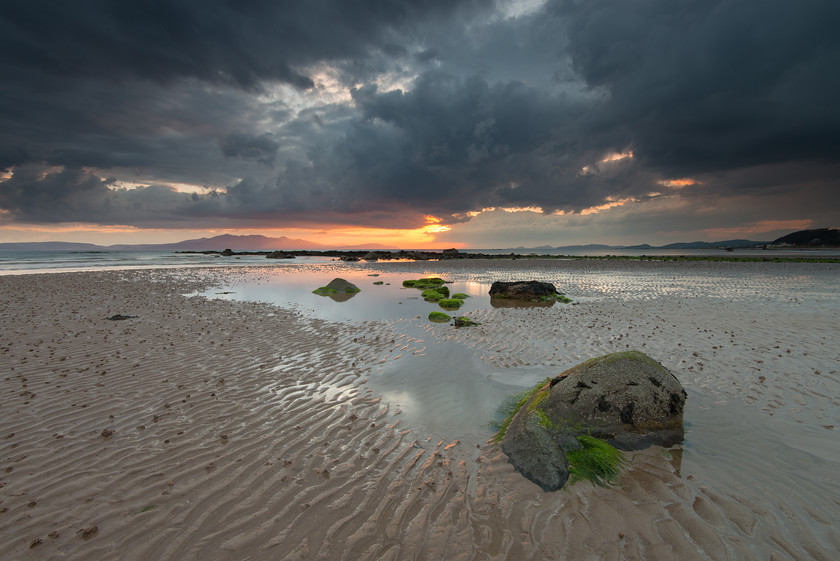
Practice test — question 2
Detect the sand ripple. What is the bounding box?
[2,262,839,560]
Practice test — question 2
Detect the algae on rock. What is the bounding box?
[428,311,452,323]
[497,350,686,491]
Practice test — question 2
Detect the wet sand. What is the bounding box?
[1,261,839,560]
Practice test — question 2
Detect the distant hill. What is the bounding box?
[117,234,326,251]
[660,239,766,249]
[623,239,765,250]
[0,241,105,251]
[772,228,840,247]
[0,234,393,252]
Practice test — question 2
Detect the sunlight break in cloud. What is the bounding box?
[454,206,545,220]
[580,150,634,175]
[658,178,701,188]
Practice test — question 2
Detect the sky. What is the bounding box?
[1,0,838,248]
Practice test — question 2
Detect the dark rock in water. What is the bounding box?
[327,278,359,291]
[221,248,234,256]
[489,281,558,301]
[454,316,480,327]
[362,251,380,261]
[340,255,360,262]
[499,350,687,491]
[313,278,361,301]
[107,314,138,321]
[266,251,294,259]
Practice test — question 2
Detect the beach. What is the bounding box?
[1,260,838,560]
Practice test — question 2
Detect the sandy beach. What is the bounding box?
[1,260,838,560]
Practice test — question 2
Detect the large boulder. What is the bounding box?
[489,281,561,302]
[499,351,687,491]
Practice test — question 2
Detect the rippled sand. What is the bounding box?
[1,260,838,560]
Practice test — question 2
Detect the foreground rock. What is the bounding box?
[499,350,687,491]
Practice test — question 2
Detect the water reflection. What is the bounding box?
[490,298,555,308]
[372,342,553,438]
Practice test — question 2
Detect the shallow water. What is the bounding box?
[197,261,840,441]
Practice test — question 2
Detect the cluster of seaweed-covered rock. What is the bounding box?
[402,277,479,326]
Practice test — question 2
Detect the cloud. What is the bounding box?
[0,0,838,243]
[0,0,487,91]
[220,132,279,165]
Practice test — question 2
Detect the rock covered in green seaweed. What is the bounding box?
[428,311,452,323]
[421,289,446,302]
[497,350,686,491]
[404,277,448,289]
[438,298,464,310]
[313,278,361,297]
[454,316,480,327]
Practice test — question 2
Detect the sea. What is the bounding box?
[2,247,838,275]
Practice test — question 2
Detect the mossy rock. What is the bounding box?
[454,316,480,327]
[451,293,469,299]
[428,311,452,323]
[402,280,418,287]
[413,277,448,288]
[497,351,686,491]
[438,298,464,310]
[313,278,361,298]
[312,287,338,295]
[421,288,446,302]
[373,281,384,285]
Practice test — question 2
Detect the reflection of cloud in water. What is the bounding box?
[368,341,552,439]
[489,298,555,308]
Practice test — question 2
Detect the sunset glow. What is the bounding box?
[578,197,634,215]
[658,178,700,188]
[600,150,634,163]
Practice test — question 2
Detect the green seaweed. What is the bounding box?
[490,379,551,443]
[428,311,452,323]
[402,280,418,287]
[312,287,338,295]
[566,435,626,487]
[373,281,384,285]
[451,293,469,299]
[413,277,448,288]
[421,289,446,302]
[438,298,464,310]
[454,317,480,327]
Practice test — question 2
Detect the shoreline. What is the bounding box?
[1,263,838,560]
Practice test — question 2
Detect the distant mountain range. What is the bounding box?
[0,228,836,252]
[0,234,392,252]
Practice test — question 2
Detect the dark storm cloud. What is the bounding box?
[0,0,485,90]
[556,0,840,174]
[220,132,279,166]
[0,0,838,231]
